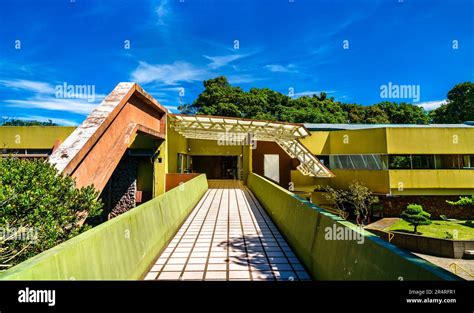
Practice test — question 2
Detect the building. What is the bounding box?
[1,83,473,220]
[0,82,467,281]
[293,123,474,218]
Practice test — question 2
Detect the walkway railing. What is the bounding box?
[0,175,208,280]
[450,262,474,278]
[247,173,460,281]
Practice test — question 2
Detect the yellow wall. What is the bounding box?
[166,124,188,173]
[387,128,474,154]
[137,159,153,192]
[328,128,387,154]
[290,170,316,187]
[305,127,474,155]
[153,142,167,196]
[188,138,243,156]
[314,169,391,194]
[299,131,330,154]
[389,170,474,193]
[0,126,76,149]
[243,144,252,182]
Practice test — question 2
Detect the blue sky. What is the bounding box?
[0,0,473,125]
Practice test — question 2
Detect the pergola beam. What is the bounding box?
[168,114,335,178]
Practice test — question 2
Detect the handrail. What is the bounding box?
[376,229,395,243]
[449,262,474,278]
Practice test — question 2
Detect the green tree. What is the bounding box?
[0,157,103,267]
[374,102,429,124]
[319,181,379,225]
[344,181,379,225]
[400,204,432,234]
[1,118,58,126]
[185,76,469,125]
[188,76,245,117]
[430,82,474,123]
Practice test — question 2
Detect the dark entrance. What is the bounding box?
[191,156,238,179]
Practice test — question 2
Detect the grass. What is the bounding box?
[387,219,474,240]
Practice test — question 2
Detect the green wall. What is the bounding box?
[0,175,208,280]
[247,173,460,281]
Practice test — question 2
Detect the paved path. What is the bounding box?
[144,180,311,281]
[365,218,400,231]
[414,253,474,281]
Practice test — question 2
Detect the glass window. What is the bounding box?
[329,155,387,170]
[317,155,330,168]
[411,155,435,169]
[437,155,462,169]
[388,155,411,169]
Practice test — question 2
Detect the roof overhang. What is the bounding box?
[169,114,334,178]
[169,114,311,142]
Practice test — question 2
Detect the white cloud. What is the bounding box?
[416,99,447,111]
[131,61,211,85]
[264,64,298,73]
[0,79,55,94]
[156,0,170,25]
[4,96,100,115]
[227,74,259,84]
[203,54,247,69]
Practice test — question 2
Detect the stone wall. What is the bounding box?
[380,196,474,220]
[100,154,138,220]
[370,228,474,259]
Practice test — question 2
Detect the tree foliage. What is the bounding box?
[400,204,432,234]
[430,82,474,123]
[0,157,103,267]
[446,195,474,206]
[320,181,379,225]
[1,118,58,126]
[182,76,467,124]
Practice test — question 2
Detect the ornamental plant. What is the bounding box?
[0,157,102,267]
[400,204,431,234]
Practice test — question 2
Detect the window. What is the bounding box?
[330,155,388,170]
[411,155,435,169]
[264,154,280,183]
[388,155,411,169]
[317,155,330,168]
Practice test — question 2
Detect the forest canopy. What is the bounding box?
[180,77,473,124]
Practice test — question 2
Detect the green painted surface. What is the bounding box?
[388,220,474,240]
[0,175,208,280]
[247,173,460,281]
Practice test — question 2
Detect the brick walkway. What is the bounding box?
[144,180,311,281]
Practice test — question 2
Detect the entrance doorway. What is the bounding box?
[191,156,239,179]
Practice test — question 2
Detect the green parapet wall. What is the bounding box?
[0,174,208,280]
[247,173,460,281]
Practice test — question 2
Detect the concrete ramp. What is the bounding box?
[49,83,167,191]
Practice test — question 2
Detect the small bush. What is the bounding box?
[0,157,103,267]
[400,204,431,234]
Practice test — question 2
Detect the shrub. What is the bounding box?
[400,204,431,234]
[446,195,474,206]
[0,157,103,267]
[319,181,379,225]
